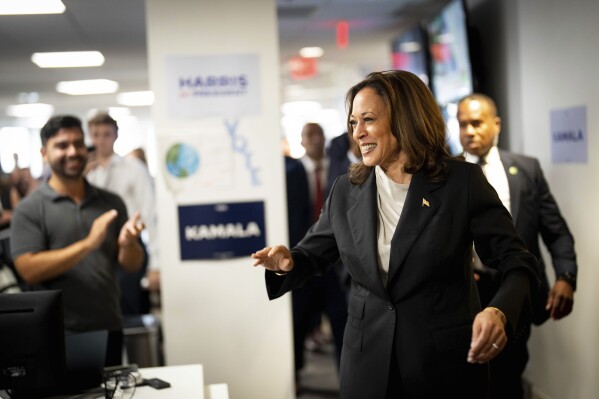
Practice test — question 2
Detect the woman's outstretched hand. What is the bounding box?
[251,245,294,274]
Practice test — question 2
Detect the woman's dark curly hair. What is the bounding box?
[346,70,451,184]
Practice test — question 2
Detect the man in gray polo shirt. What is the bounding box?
[10,115,145,366]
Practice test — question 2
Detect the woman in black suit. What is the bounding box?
[252,71,539,398]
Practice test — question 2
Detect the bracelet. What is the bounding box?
[485,307,507,325]
[274,271,288,276]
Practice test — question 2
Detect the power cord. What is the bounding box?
[103,370,137,399]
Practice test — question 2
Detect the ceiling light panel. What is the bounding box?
[299,47,324,58]
[117,91,155,106]
[6,103,54,118]
[31,51,105,68]
[0,0,65,15]
[56,79,119,95]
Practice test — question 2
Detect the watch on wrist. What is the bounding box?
[557,272,576,290]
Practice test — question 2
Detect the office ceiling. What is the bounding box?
[0,0,449,124]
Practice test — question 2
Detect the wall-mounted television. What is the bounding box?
[426,0,473,106]
[391,24,429,85]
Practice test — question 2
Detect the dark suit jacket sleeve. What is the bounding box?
[531,158,577,280]
[266,177,342,300]
[469,165,540,331]
[284,156,312,248]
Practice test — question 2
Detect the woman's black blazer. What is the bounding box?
[266,159,539,398]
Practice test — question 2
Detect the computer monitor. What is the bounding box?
[0,290,66,397]
[425,0,474,106]
[391,23,430,85]
[425,0,475,155]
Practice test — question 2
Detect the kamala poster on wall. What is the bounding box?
[178,201,266,260]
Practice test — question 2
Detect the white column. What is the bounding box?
[145,1,294,398]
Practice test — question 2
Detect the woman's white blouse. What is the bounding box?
[374,165,409,287]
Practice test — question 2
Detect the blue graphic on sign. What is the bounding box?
[165,143,200,178]
[225,119,261,186]
[178,201,266,260]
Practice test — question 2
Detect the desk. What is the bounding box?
[40,364,219,399]
[137,364,228,399]
[136,364,204,398]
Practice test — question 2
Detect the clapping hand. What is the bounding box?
[118,211,145,247]
[86,209,119,250]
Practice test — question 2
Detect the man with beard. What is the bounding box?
[10,115,145,366]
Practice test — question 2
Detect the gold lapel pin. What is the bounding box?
[509,166,518,175]
[422,198,430,207]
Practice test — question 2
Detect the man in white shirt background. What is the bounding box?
[458,93,578,399]
[86,113,159,317]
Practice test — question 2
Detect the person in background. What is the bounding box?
[326,131,361,192]
[252,70,539,398]
[287,123,348,393]
[0,176,13,229]
[10,115,145,366]
[326,132,362,298]
[0,176,21,293]
[126,147,160,293]
[9,153,39,206]
[127,147,148,166]
[86,113,159,316]
[458,93,577,399]
[0,167,26,293]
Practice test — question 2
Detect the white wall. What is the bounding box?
[145,1,294,398]
[468,0,599,397]
[517,1,599,397]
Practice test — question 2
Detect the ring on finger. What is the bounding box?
[492,343,500,350]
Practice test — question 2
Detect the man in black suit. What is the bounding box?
[458,93,578,399]
[327,132,360,191]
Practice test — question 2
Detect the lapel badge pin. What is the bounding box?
[509,166,518,175]
[422,198,430,207]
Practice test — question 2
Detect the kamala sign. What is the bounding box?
[178,201,266,260]
[550,105,587,163]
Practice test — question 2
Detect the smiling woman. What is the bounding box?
[346,71,449,186]
[251,70,540,399]
[348,87,401,179]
